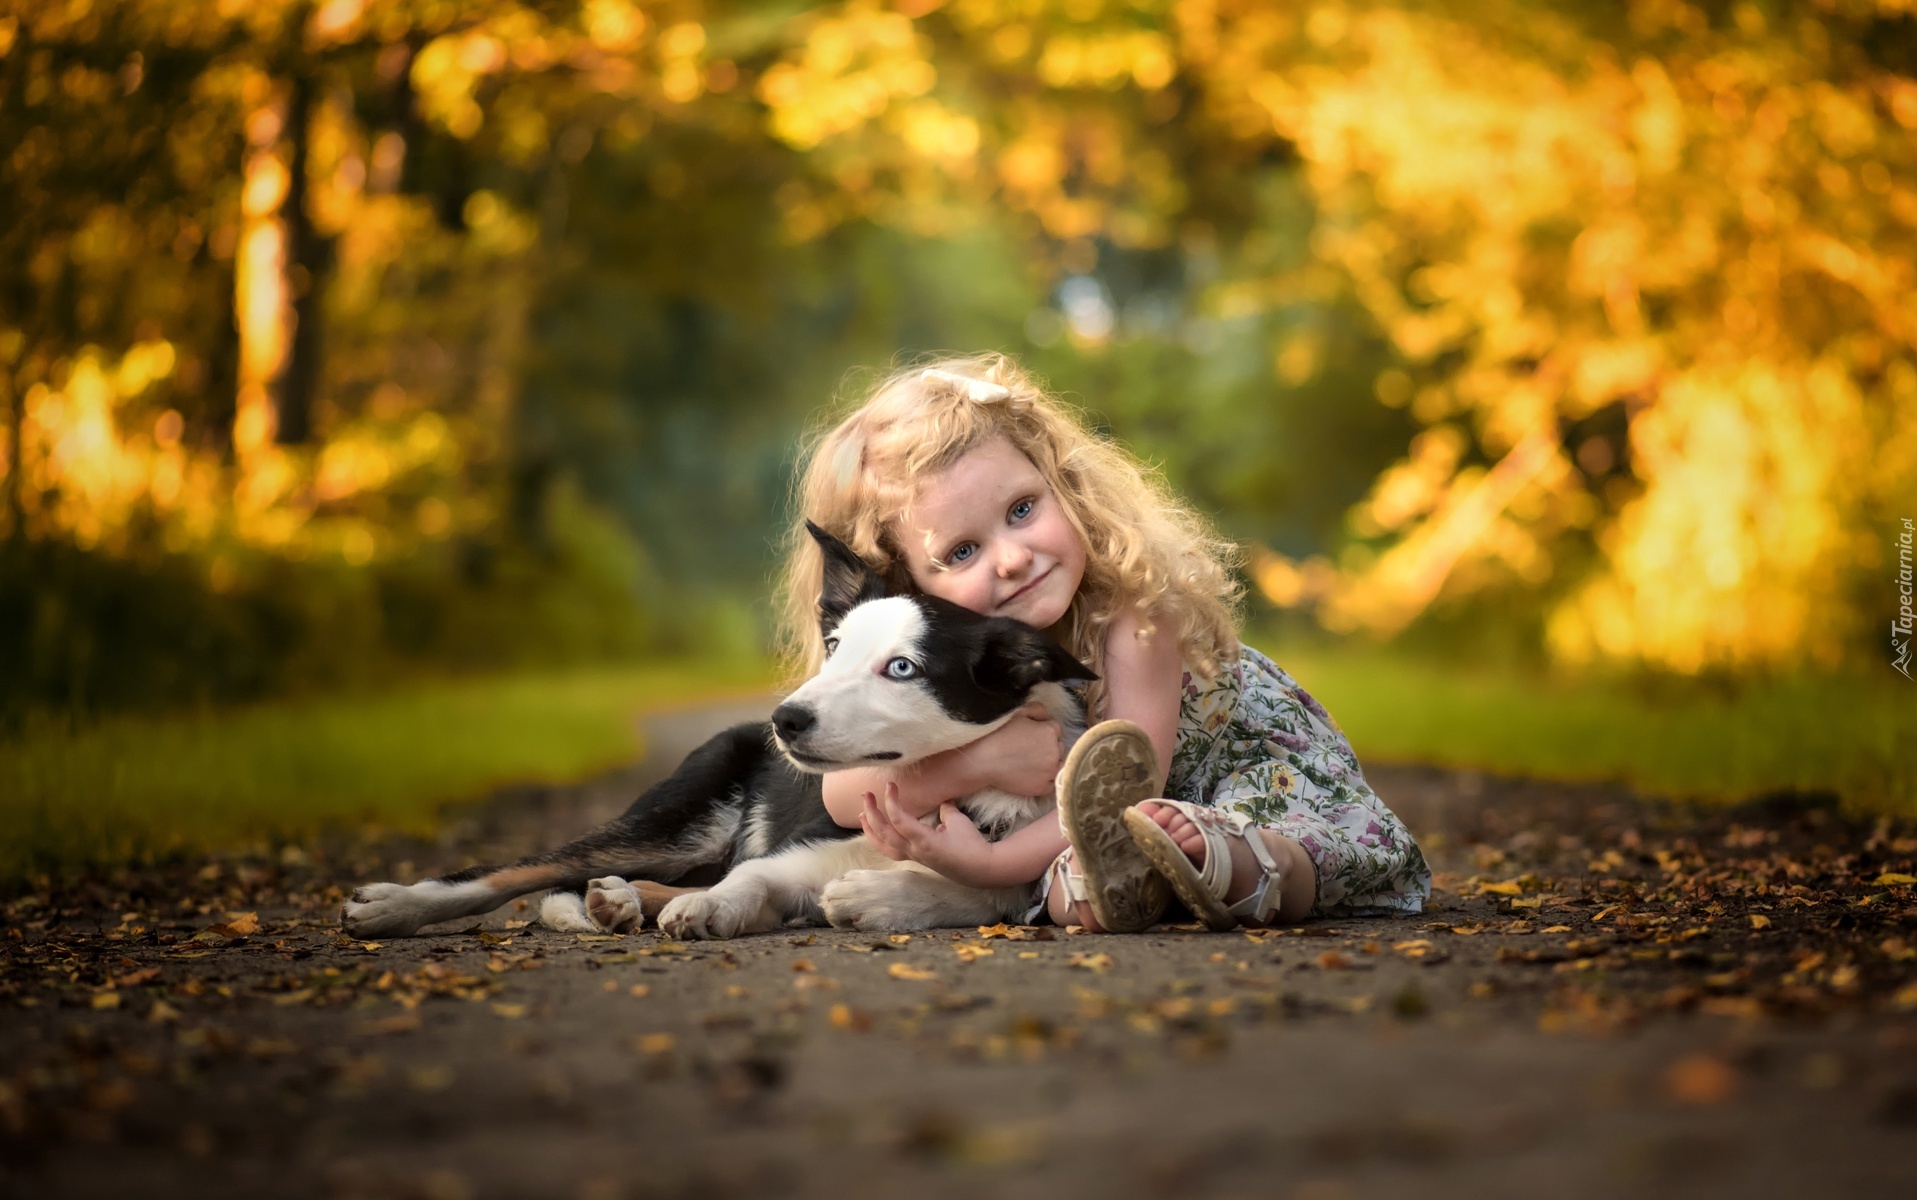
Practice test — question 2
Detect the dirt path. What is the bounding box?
[5,700,1916,1200]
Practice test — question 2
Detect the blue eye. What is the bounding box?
[1010,498,1035,521]
[947,543,976,565]
[823,637,839,657]
[885,657,919,680]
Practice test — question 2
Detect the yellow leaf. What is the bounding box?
[952,942,995,963]
[221,912,260,935]
[634,1033,676,1054]
[1478,880,1523,896]
[829,1003,872,1031]
[1749,914,1772,929]
[1873,873,1917,886]
[888,963,936,981]
[889,934,912,944]
[91,990,120,1010]
[628,984,650,998]
[490,1003,527,1019]
[1066,952,1113,972]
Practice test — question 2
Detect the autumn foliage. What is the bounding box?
[3,0,1913,713]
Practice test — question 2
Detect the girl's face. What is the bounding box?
[892,436,1086,631]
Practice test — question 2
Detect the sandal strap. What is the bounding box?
[1221,813,1284,925]
[1051,851,1092,904]
[1145,800,1285,927]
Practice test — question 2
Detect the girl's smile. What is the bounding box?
[894,437,1086,630]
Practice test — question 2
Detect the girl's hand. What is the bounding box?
[860,783,1001,889]
[959,703,1065,798]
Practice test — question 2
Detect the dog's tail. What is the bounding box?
[341,722,786,938]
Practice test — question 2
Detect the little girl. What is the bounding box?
[775,354,1429,930]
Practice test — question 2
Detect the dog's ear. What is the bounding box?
[808,520,887,633]
[974,620,1098,695]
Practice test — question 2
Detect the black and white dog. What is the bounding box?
[339,523,1091,941]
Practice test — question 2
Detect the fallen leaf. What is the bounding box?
[1478,880,1524,897]
[635,1033,676,1054]
[889,934,912,944]
[1750,914,1772,930]
[221,912,260,935]
[1314,951,1354,970]
[629,984,650,998]
[91,990,120,1010]
[1873,873,1917,886]
[1540,926,1573,934]
[829,1003,873,1032]
[359,1013,422,1035]
[888,963,936,981]
[978,923,1054,941]
[490,1003,528,1020]
[1665,1054,1737,1104]
[1066,952,1113,973]
[791,959,816,973]
[952,942,995,963]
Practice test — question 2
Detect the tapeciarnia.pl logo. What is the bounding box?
[1896,517,1914,680]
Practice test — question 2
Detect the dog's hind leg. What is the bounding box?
[342,725,776,938]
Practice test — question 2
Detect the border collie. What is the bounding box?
[338,523,1092,940]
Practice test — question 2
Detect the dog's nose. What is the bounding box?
[771,703,815,741]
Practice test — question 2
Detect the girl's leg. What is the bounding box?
[1133,804,1315,924]
[1042,850,1112,932]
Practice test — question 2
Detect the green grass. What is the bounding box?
[1262,640,1916,813]
[0,661,773,887]
[4,642,1907,889]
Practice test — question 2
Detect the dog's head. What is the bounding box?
[771,521,1096,772]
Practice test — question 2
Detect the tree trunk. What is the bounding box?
[274,70,334,445]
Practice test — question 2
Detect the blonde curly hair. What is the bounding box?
[775,353,1243,716]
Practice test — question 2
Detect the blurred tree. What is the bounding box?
[8,0,1909,720]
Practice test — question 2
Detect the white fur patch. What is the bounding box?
[537,891,599,933]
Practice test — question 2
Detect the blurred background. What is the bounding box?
[3,0,1913,881]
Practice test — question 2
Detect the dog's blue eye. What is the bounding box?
[1010,498,1034,521]
[823,637,839,657]
[885,657,918,679]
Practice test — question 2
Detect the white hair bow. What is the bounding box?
[921,368,1011,404]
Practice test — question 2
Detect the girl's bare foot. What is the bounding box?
[1133,802,1315,924]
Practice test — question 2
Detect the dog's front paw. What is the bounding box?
[341,881,430,939]
[585,877,644,933]
[658,892,747,940]
[821,870,927,932]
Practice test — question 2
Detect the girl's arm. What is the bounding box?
[818,704,1067,828]
[860,784,1068,889]
[1099,609,1185,795]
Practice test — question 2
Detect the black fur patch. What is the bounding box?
[910,593,1096,725]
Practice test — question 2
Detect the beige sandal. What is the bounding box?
[1123,800,1285,931]
[1053,720,1172,933]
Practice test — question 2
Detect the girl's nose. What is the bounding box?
[997,540,1034,577]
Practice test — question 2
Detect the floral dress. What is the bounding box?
[1035,644,1430,919]
[1163,645,1429,915]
